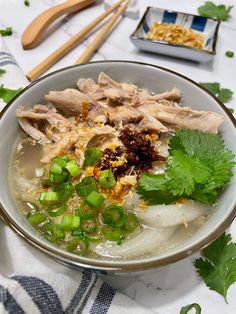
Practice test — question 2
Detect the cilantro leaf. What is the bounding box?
[137,173,178,204]
[180,303,201,314]
[200,82,233,104]
[0,69,6,76]
[136,129,235,205]
[225,51,234,58]
[0,27,13,37]
[198,2,233,21]
[218,88,233,103]
[0,85,22,103]
[200,82,220,95]
[194,232,236,303]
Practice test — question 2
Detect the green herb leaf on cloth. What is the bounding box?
[24,0,30,6]
[0,85,22,103]
[198,2,233,21]
[0,27,13,37]
[194,232,236,303]
[180,303,201,314]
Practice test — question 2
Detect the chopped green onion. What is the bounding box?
[76,201,96,219]
[102,226,123,242]
[180,303,201,314]
[35,167,44,178]
[84,147,101,166]
[102,205,126,227]
[60,215,80,231]
[124,212,139,233]
[66,160,81,177]
[75,176,97,197]
[49,172,68,183]
[71,230,87,238]
[87,233,103,243]
[47,203,67,217]
[225,51,234,58]
[99,170,116,189]
[41,179,53,188]
[86,191,104,208]
[23,201,39,215]
[81,218,97,233]
[54,182,73,201]
[66,237,88,255]
[43,224,65,243]
[49,163,62,175]
[39,191,59,205]
[27,213,49,227]
[52,156,69,167]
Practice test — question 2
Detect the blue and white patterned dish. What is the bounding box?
[130,7,220,62]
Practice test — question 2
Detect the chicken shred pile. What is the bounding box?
[16,72,223,168]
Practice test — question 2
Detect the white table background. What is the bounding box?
[0,0,236,313]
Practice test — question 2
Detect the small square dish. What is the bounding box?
[130,7,220,62]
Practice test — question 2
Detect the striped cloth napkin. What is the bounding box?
[0,38,154,314]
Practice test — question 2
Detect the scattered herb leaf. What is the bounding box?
[228,108,234,114]
[198,2,233,21]
[24,0,30,6]
[226,51,234,58]
[180,303,201,314]
[194,232,236,303]
[137,129,235,205]
[0,27,13,37]
[0,85,22,103]
[200,82,233,103]
[0,69,6,77]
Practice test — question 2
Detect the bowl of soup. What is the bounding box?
[0,61,235,274]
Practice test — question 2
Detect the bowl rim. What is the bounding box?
[130,6,220,56]
[0,60,236,273]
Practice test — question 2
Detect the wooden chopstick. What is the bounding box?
[76,0,131,64]
[26,0,125,82]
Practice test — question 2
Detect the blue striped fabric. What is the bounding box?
[162,11,177,24]
[0,284,25,314]
[0,272,118,314]
[0,51,17,67]
[191,16,207,32]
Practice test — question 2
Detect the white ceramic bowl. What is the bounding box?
[0,61,235,275]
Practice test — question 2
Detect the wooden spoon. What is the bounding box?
[21,0,96,50]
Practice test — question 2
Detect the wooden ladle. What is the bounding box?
[21,0,96,50]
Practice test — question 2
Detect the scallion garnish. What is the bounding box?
[49,171,68,183]
[75,176,97,197]
[81,218,97,233]
[39,191,59,205]
[86,191,104,208]
[99,169,116,189]
[66,237,88,255]
[102,226,123,242]
[102,205,126,227]
[49,162,62,175]
[47,203,67,217]
[84,147,101,166]
[52,156,69,167]
[124,212,139,233]
[43,224,65,243]
[60,215,80,231]
[65,160,81,177]
[76,201,96,219]
[54,182,73,201]
[27,213,49,227]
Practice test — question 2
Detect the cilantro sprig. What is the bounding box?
[198,2,233,21]
[194,232,236,303]
[0,85,22,103]
[137,129,235,205]
[200,82,233,103]
[0,27,13,37]
[24,0,30,6]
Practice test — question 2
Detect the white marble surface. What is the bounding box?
[1,0,236,313]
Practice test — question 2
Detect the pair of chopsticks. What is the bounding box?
[27,0,131,82]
